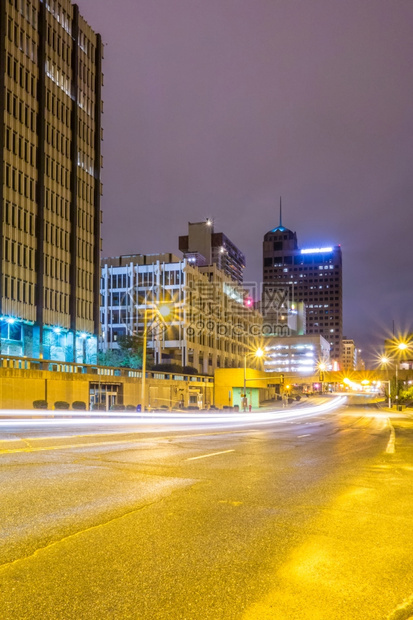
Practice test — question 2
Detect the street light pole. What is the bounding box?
[243,353,247,412]
[140,303,172,413]
[141,308,149,412]
[385,381,391,409]
[242,348,264,412]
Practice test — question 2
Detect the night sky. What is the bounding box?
[77,0,413,360]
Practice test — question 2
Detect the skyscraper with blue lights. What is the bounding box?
[263,216,343,364]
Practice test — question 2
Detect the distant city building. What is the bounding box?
[263,334,330,375]
[262,211,342,364]
[342,339,357,370]
[0,0,103,362]
[179,220,245,284]
[100,254,261,375]
[256,297,306,337]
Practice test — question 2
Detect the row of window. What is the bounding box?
[3,202,35,234]
[78,30,95,59]
[46,62,96,119]
[46,23,71,65]
[78,118,95,148]
[46,123,70,157]
[265,254,338,266]
[101,270,184,290]
[4,164,36,200]
[76,298,93,320]
[79,59,95,91]
[3,275,34,304]
[45,221,69,250]
[77,268,93,292]
[78,209,95,234]
[46,88,71,126]
[5,89,36,131]
[45,255,69,282]
[7,15,38,63]
[5,125,36,167]
[45,190,70,219]
[77,238,93,262]
[78,176,95,205]
[46,1,72,36]
[45,155,70,188]
[45,287,68,313]
[8,0,38,30]
[45,59,72,101]
[5,53,37,98]
[3,238,34,269]
[78,88,94,118]
[78,150,95,177]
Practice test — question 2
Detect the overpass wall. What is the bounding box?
[0,366,213,410]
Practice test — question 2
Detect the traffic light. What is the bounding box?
[280,373,285,384]
[319,372,325,381]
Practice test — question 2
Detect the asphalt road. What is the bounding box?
[1,397,413,620]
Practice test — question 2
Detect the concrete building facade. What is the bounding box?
[0,0,103,362]
[342,338,357,370]
[100,254,262,375]
[179,220,246,285]
[263,334,331,375]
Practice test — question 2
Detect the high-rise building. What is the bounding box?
[263,215,342,364]
[179,220,245,284]
[342,338,357,370]
[0,0,103,362]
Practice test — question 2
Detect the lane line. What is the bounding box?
[0,431,253,456]
[297,434,311,438]
[386,418,395,454]
[186,449,235,461]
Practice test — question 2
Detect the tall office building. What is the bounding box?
[0,0,103,362]
[342,338,357,370]
[179,220,246,284]
[263,215,342,364]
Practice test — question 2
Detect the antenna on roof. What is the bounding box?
[279,196,282,227]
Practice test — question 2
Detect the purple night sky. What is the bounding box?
[77,0,413,360]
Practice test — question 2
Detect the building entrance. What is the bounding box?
[89,383,123,411]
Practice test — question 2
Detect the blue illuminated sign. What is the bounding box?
[301,247,333,254]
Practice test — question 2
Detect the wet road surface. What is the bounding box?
[1,398,413,619]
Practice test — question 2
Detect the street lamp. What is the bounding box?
[317,362,327,394]
[381,340,410,408]
[141,303,172,412]
[395,342,408,407]
[379,356,391,408]
[243,348,264,411]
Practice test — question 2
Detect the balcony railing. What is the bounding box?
[0,354,214,384]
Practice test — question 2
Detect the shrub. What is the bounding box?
[33,400,48,409]
[72,401,87,410]
[182,366,198,375]
[91,403,106,411]
[110,404,126,411]
[54,401,70,410]
[125,405,136,411]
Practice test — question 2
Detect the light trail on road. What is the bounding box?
[0,397,346,430]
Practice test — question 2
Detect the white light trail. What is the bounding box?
[0,397,346,429]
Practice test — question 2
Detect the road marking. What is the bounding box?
[386,418,395,454]
[186,449,235,461]
[297,434,311,438]
[0,431,251,456]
